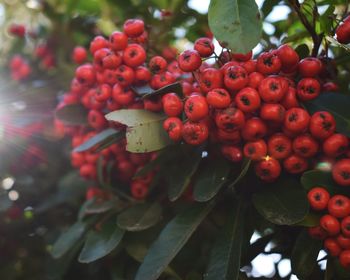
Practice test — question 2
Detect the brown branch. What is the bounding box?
[287,0,323,57]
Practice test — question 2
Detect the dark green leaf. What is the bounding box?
[78,221,124,263]
[73,128,125,153]
[305,92,350,136]
[253,178,309,225]
[193,158,231,202]
[55,104,88,125]
[135,202,215,280]
[295,44,310,59]
[117,203,162,231]
[208,0,262,53]
[294,212,320,227]
[205,200,245,280]
[131,82,182,99]
[227,159,251,189]
[84,198,120,215]
[301,169,336,192]
[291,229,323,279]
[51,220,90,259]
[167,149,202,201]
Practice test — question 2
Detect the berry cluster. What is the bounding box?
[58,18,181,200]
[9,55,31,81]
[158,40,349,183]
[308,187,350,268]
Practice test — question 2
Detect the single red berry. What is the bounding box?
[324,238,342,257]
[320,214,341,236]
[178,50,202,72]
[182,121,209,145]
[328,195,350,218]
[115,65,135,86]
[123,19,145,38]
[112,84,135,106]
[149,56,167,74]
[131,180,148,199]
[283,154,308,174]
[292,134,319,158]
[184,94,209,121]
[88,110,107,130]
[323,133,349,158]
[297,78,321,101]
[339,250,350,269]
[109,31,128,51]
[243,139,267,161]
[216,129,241,143]
[95,84,112,102]
[241,118,267,141]
[162,93,183,117]
[309,111,336,140]
[72,46,87,64]
[255,157,281,182]
[337,234,350,249]
[260,103,286,123]
[215,107,245,132]
[89,36,109,55]
[256,51,282,74]
[342,216,350,237]
[144,97,163,112]
[123,44,146,68]
[281,87,300,109]
[221,145,243,162]
[332,159,350,187]
[163,117,183,142]
[199,68,223,93]
[284,108,310,134]
[248,72,264,89]
[267,133,292,160]
[276,44,299,71]
[235,87,261,113]
[224,65,248,91]
[75,64,96,86]
[206,88,231,109]
[258,76,286,103]
[194,37,214,57]
[307,187,330,211]
[298,57,322,77]
[232,50,252,62]
[135,66,152,84]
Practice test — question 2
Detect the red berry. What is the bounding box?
[123,19,145,38]
[194,37,214,57]
[328,195,350,218]
[248,72,264,89]
[184,94,209,121]
[215,107,245,132]
[243,139,267,161]
[307,187,330,211]
[292,134,319,158]
[199,68,223,93]
[123,44,146,67]
[297,78,321,101]
[309,111,336,140]
[163,117,183,142]
[162,93,183,117]
[241,118,267,141]
[323,134,349,158]
[221,145,243,162]
[256,51,282,74]
[267,133,292,160]
[182,121,209,145]
[149,56,168,74]
[260,103,286,123]
[206,88,231,109]
[255,157,281,182]
[235,87,261,113]
[130,180,148,199]
[308,226,328,240]
[324,238,342,257]
[284,108,310,134]
[258,76,286,103]
[276,44,299,70]
[109,31,128,51]
[320,214,341,236]
[283,154,308,174]
[178,50,202,72]
[224,66,248,91]
[337,234,350,249]
[88,110,107,130]
[298,57,322,77]
[333,159,350,187]
[72,46,87,64]
[339,250,350,269]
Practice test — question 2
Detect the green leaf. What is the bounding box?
[78,221,125,263]
[252,178,309,225]
[305,92,350,136]
[193,158,231,202]
[295,44,310,59]
[135,202,215,280]
[73,128,125,153]
[55,104,88,125]
[227,159,251,189]
[51,220,91,259]
[294,212,321,227]
[139,82,183,99]
[167,149,202,201]
[204,200,245,280]
[117,202,162,232]
[105,109,171,153]
[301,169,336,192]
[291,229,323,279]
[208,0,262,53]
